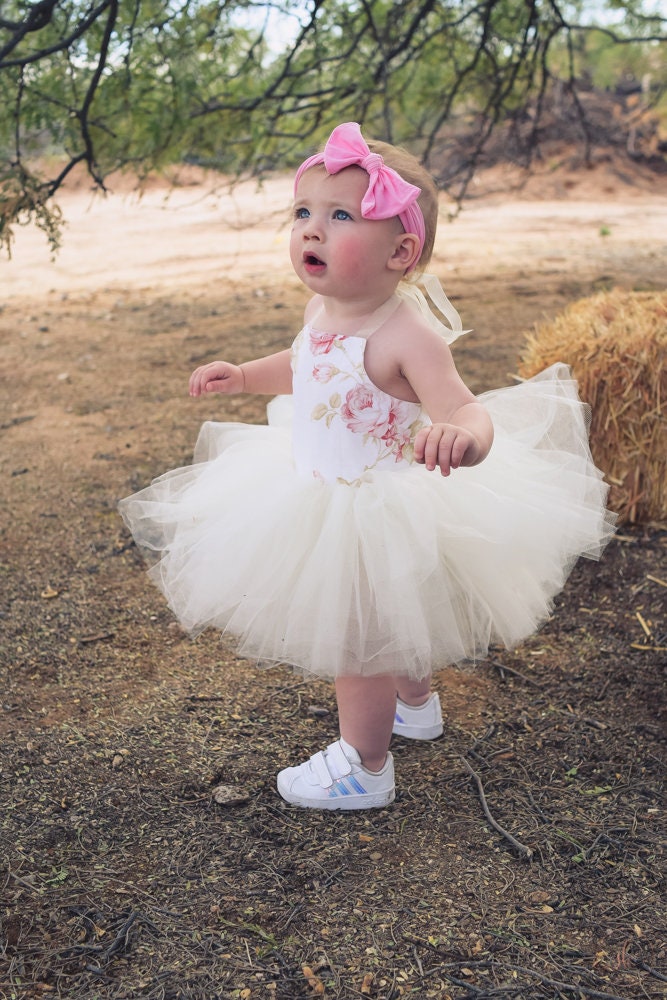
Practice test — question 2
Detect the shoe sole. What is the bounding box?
[392,723,444,740]
[280,792,396,812]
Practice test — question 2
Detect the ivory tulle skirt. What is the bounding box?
[118,364,615,679]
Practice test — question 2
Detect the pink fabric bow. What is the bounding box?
[294,122,425,270]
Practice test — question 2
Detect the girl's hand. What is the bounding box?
[414,422,481,477]
[189,361,245,397]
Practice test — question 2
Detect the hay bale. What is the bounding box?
[518,289,666,524]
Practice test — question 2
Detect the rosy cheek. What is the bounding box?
[334,236,367,273]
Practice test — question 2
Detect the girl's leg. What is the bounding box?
[335,673,396,772]
[335,674,437,767]
[393,673,443,741]
[395,673,432,706]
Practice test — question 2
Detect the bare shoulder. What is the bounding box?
[365,302,457,402]
[379,301,456,369]
[367,300,477,413]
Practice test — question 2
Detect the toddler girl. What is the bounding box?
[119,122,614,810]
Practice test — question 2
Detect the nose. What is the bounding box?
[302,215,322,241]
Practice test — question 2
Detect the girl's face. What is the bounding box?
[290,165,405,304]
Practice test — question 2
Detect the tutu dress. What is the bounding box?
[118,295,615,680]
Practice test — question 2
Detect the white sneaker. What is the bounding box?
[392,692,443,740]
[276,738,395,810]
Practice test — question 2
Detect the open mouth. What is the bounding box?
[303,252,326,270]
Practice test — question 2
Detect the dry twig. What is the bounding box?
[460,757,533,860]
[490,658,544,688]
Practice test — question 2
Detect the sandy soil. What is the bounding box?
[4,166,667,301]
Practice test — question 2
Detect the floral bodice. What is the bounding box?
[290,317,430,484]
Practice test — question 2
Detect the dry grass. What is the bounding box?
[519,290,667,524]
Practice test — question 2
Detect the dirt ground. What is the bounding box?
[1,159,666,999]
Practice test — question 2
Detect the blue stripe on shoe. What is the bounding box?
[328,776,367,797]
[394,712,405,723]
[328,780,350,797]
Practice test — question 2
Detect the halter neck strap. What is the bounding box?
[397,273,471,344]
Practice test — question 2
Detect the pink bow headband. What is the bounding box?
[294,122,425,272]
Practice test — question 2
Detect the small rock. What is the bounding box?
[211,784,251,806]
[308,705,330,717]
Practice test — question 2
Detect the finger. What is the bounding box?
[204,377,228,393]
[189,368,204,396]
[190,366,214,396]
[437,442,453,476]
[449,432,475,471]
[449,437,465,470]
[436,429,458,476]
[413,427,428,463]
[423,428,449,473]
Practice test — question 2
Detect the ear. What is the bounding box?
[388,233,421,273]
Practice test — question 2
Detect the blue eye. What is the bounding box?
[333,209,351,221]
[294,207,310,220]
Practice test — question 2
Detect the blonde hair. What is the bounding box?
[367,138,439,272]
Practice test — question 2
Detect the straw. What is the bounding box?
[518,290,666,524]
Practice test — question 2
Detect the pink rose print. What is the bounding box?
[341,385,415,462]
[310,329,338,355]
[341,385,393,438]
[381,403,413,460]
[385,424,412,461]
[312,362,337,383]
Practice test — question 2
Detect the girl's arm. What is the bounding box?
[189,349,293,397]
[400,327,494,477]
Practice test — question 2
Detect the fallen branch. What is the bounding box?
[489,658,544,688]
[460,757,533,860]
[631,958,667,983]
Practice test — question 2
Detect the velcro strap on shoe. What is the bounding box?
[325,740,353,780]
[310,742,352,788]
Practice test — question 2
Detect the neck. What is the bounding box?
[317,289,399,326]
